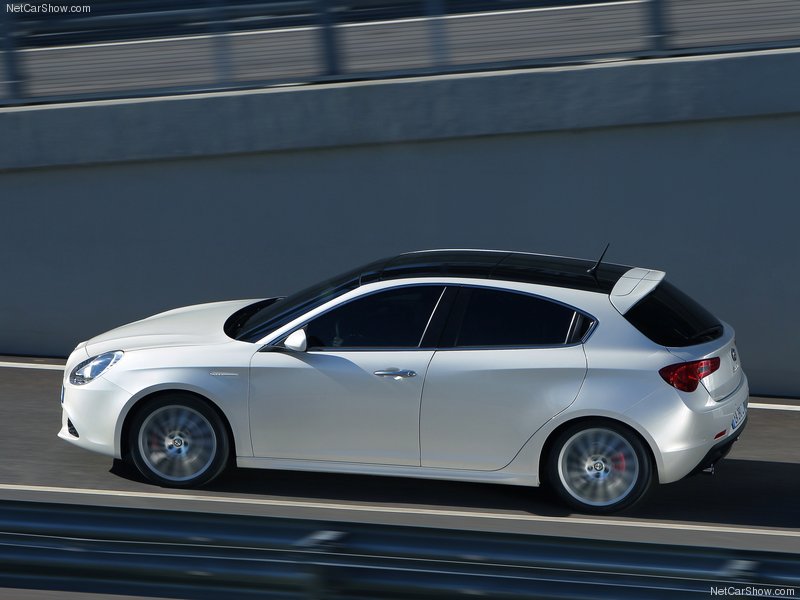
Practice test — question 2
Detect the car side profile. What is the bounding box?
[59,250,748,513]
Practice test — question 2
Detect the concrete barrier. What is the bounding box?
[1,48,798,396]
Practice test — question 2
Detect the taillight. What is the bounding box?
[659,358,720,392]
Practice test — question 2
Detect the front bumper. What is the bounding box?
[58,376,132,459]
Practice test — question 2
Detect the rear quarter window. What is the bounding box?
[624,280,722,347]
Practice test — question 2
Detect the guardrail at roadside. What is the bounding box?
[1,500,798,598]
[1,0,800,106]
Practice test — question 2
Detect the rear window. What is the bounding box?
[624,280,722,347]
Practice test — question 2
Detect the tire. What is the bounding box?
[128,394,229,488]
[546,421,652,514]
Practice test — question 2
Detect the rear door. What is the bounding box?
[420,286,588,471]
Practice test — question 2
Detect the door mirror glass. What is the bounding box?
[283,329,308,352]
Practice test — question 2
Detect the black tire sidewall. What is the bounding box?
[546,421,652,514]
[128,393,229,488]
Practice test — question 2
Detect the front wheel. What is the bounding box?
[128,394,229,488]
[546,422,652,514]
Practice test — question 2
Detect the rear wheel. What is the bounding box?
[128,394,229,488]
[547,422,652,514]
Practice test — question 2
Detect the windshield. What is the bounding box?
[228,258,387,343]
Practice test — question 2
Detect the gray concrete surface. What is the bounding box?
[1,112,799,395]
[0,363,799,555]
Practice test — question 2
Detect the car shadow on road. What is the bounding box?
[627,458,800,527]
[111,459,570,516]
[111,457,800,527]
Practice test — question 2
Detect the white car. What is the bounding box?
[59,250,748,513]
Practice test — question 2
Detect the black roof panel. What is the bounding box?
[380,250,510,281]
[368,250,630,293]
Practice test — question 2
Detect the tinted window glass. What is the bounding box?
[305,286,444,349]
[624,280,722,347]
[454,288,575,347]
[569,313,595,343]
[232,258,387,342]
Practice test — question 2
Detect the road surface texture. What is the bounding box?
[0,357,797,553]
[0,356,798,598]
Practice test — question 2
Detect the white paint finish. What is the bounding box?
[7,269,787,502]
[60,340,258,459]
[249,349,434,465]
[609,268,665,314]
[0,483,798,541]
[237,455,536,486]
[420,346,586,470]
[84,299,259,356]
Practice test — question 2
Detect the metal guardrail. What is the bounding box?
[0,0,800,105]
[1,0,800,105]
[0,500,798,598]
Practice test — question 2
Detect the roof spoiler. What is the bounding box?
[609,267,666,314]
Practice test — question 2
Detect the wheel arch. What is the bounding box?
[538,415,659,487]
[119,388,237,466]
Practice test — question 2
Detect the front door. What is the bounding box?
[249,284,446,465]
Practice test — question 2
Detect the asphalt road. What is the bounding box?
[6,0,800,100]
[0,356,798,566]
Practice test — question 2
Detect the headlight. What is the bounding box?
[70,351,124,385]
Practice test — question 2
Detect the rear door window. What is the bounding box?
[446,287,578,348]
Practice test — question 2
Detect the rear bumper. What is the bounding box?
[688,415,747,475]
[625,372,750,484]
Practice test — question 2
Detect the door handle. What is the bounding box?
[373,369,417,379]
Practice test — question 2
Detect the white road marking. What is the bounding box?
[0,361,65,371]
[748,402,800,412]
[0,482,798,540]
[21,0,643,53]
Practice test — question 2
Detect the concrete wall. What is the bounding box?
[1,49,799,396]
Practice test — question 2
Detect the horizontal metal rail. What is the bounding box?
[0,500,797,598]
[1,0,800,106]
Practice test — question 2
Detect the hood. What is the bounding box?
[85,299,263,355]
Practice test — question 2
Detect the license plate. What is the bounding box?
[731,401,747,431]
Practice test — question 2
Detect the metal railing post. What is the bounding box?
[425,0,449,68]
[317,0,340,77]
[207,0,233,87]
[1,7,25,101]
[648,0,668,54]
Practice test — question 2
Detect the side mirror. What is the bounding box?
[283,329,308,352]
